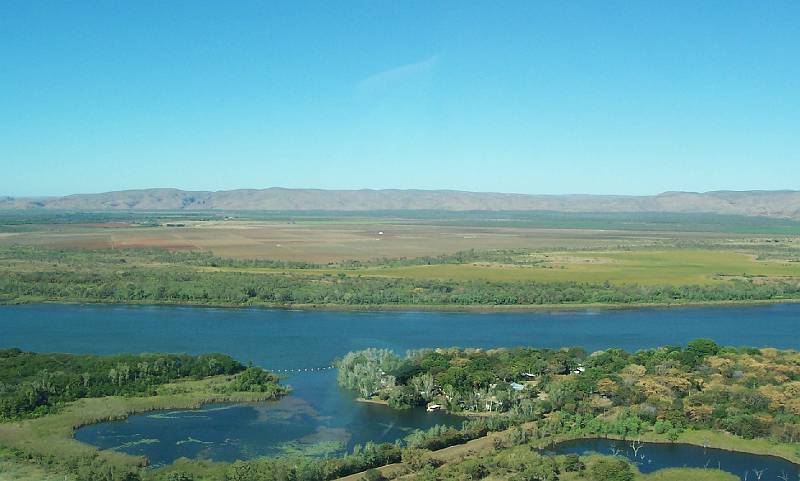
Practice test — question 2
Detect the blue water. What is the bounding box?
[1,303,798,466]
[74,393,461,465]
[2,303,799,365]
[549,438,799,481]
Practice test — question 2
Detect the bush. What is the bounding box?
[563,454,585,472]
[460,460,488,481]
[166,473,195,481]
[589,458,634,481]
[666,428,682,442]
[362,469,385,481]
[402,448,437,471]
[722,414,771,439]
[653,420,673,434]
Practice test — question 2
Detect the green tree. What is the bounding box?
[589,458,633,481]
[687,339,720,358]
[460,460,488,481]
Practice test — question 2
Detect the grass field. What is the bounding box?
[0,220,679,261]
[354,249,800,285]
[2,213,800,307]
[4,211,796,262]
[638,468,739,481]
[190,248,800,286]
[0,450,72,481]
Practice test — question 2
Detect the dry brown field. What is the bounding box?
[0,219,745,262]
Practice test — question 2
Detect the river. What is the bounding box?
[1,302,798,468]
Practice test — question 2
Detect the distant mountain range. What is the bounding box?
[2,188,800,219]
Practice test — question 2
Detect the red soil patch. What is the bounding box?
[74,223,134,228]
[113,239,197,250]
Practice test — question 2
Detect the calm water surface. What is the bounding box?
[1,303,798,465]
[548,438,799,481]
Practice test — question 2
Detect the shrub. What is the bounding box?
[460,460,488,481]
[589,458,634,481]
[563,454,585,472]
[166,473,195,481]
[362,469,385,481]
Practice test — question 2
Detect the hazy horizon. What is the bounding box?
[4,186,800,200]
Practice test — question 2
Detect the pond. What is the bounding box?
[547,438,799,481]
[1,302,799,465]
[75,394,461,465]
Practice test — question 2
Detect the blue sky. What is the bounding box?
[1,1,798,197]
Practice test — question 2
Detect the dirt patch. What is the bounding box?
[0,220,745,263]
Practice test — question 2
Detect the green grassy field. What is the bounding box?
[637,468,739,481]
[355,249,800,285]
[197,248,800,286]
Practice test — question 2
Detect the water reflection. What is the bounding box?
[547,438,799,481]
[76,374,462,465]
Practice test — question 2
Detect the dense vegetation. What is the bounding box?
[2,245,800,308]
[0,349,284,420]
[400,445,628,481]
[337,341,800,444]
[1,343,797,481]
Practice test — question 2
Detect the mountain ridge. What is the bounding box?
[1,188,799,219]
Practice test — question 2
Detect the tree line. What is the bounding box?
[0,349,284,420]
[4,267,800,307]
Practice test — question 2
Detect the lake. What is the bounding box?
[547,438,799,481]
[1,302,799,465]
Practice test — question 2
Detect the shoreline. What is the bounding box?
[0,375,288,469]
[355,397,390,406]
[332,425,800,481]
[537,430,800,466]
[2,296,800,314]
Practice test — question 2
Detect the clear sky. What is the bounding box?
[1,1,798,197]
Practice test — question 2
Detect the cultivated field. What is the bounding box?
[0,220,683,261]
[2,214,794,262]
[2,212,799,290]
